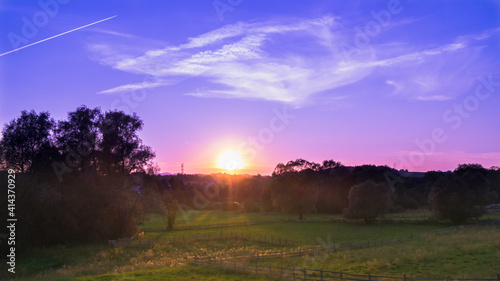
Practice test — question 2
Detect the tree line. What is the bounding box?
[0,106,156,250]
[137,159,499,226]
[1,108,499,250]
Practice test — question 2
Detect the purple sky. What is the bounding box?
[1,0,499,175]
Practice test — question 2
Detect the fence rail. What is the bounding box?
[193,258,500,281]
[194,225,497,262]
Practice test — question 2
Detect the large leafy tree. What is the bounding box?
[0,110,56,173]
[343,180,391,224]
[55,105,102,173]
[271,159,320,220]
[99,111,155,175]
[429,164,497,224]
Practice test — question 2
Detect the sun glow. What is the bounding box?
[216,150,246,172]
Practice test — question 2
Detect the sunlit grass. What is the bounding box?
[141,210,341,230]
[12,239,288,281]
[143,221,445,245]
[246,226,500,278]
[67,266,274,281]
[9,210,498,281]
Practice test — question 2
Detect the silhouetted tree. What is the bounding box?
[99,111,155,175]
[55,105,101,173]
[159,192,180,230]
[271,160,319,220]
[0,110,56,173]
[429,165,497,224]
[273,158,320,175]
[343,180,391,224]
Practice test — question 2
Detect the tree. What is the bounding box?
[99,111,155,175]
[160,192,180,230]
[429,169,496,224]
[55,105,102,173]
[0,110,55,173]
[271,169,318,220]
[343,180,391,224]
[273,158,320,175]
[320,159,342,170]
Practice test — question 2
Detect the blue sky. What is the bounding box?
[1,0,499,174]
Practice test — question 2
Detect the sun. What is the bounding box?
[216,150,245,171]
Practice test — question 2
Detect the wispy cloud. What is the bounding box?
[90,15,498,105]
[99,79,174,94]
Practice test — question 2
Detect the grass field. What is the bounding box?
[245,226,500,278]
[141,210,441,231]
[142,221,445,245]
[13,239,285,281]
[7,211,499,281]
[67,266,274,281]
[141,211,342,230]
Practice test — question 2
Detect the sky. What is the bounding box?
[0,0,499,175]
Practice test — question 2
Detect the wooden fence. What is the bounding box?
[193,258,500,281]
[192,225,496,262]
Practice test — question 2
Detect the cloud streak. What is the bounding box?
[91,15,498,105]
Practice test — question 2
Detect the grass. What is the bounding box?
[7,210,497,281]
[142,221,445,245]
[10,238,290,281]
[65,266,274,281]
[141,210,341,231]
[141,210,439,231]
[246,226,500,278]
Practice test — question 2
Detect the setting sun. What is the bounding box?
[216,150,246,171]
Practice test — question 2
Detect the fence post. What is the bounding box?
[293,265,295,280]
[368,273,371,280]
[281,266,283,279]
[403,274,407,281]
[497,273,500,281]
[320,269,323,281]
[303,268,306,280]
[340,270,343,281]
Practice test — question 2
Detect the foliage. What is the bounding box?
[160,192,181,230]
[343,180,391,223]
[429,166,497,224]
[0,110,55,173]
[271,171,318,220]
[0,107,156,249]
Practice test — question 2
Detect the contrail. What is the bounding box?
[0,15,117,57]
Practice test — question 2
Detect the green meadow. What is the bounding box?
[6,211,499,281]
